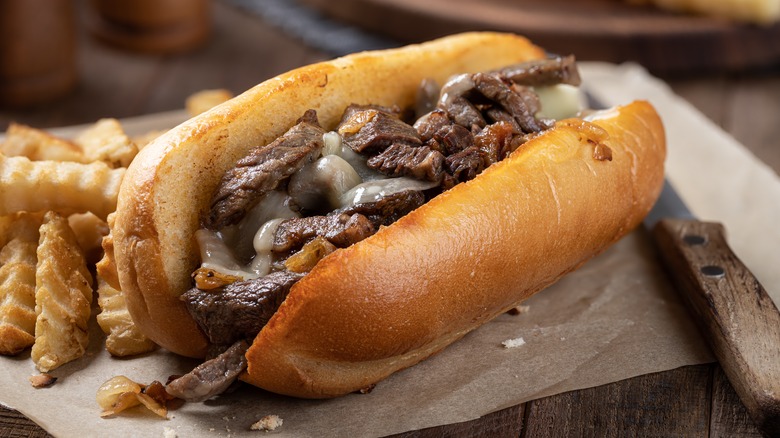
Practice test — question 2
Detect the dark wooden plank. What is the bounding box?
[0,407,51,438]
[300,0,780,74]
[521,365,713,437]
[652,219,780,436]
[710,366,764,437]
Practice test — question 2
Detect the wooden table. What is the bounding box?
[1,1,777,436]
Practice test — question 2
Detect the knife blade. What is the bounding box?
[646,175,780,437]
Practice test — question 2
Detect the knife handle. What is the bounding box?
[652,218,780,437]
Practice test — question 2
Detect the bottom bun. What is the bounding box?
[242,100,666,398]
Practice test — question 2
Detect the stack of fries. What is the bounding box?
[0,88,233,374]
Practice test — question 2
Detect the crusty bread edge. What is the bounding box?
[113,32,548,358]
[242,101,666,398]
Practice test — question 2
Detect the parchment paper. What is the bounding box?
[1,62,778,437]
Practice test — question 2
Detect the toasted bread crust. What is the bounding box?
[243,102,665,397]
[114,32,547,358]
[113,32,665,397]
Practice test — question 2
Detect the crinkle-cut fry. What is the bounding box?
[186,89,234,117]
[96,276,156,357]
[68,212,109,265]
[1,123,85,162]
[95,213,156,356]
[31,211,94,372]
[0,213,43,355]
[95,213,120,290]
[74,118,139,169]
[0,153,125,220]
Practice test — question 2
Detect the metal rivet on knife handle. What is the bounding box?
[652,218,780,437]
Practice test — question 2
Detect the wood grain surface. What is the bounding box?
[300,0,780,75]
[653,219,780,436]
[0,0,778,436]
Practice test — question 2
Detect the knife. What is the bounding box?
[646,179,780,437]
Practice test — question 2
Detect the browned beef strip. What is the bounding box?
[273,213,375,253]
[473,72,545,134]
[340,109,421,154]
[207,110,325,229]
[510,83,543,115]
[445,146,484,184]
[497,55,581,87]
[414,109,451,143]
[181,271,304,346]
[165,340,249,402]
[441,95,486,132]
[366,143,445,182]
[433,123,474,155]
[437,74,486,130]
[484,107,521,133]
[337,190,425,227]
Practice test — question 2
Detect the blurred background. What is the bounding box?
[0,0,778,166]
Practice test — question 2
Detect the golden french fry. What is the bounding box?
[95,213,156,356]
[0,213,43,355]
[95,213,119,290]
[96,276,156,357]
[74,118,139,169]
[1,123,84,162]
[185,89,233,117]
[68,212,109,265]
[31,211,94,372]
[131,129,166,151]
[0,153,125,220]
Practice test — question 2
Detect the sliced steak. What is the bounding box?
[273,213,375,253]
[182,271,304,346]
[445,146,484,184]
[497,55,581,87]
[414,109,451,143]
[484,107,521,133]
[366,143,445,182]
[433,123,474,156]
[437,74,486,130]
[339,109,421,154]
[337,190,425,227]
[165,340,249,402]
[473,72,545,134]
[207,110,325,229]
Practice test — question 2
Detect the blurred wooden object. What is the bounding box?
[300,0,780,75]
[0,0,77,107]
[87,0,211,54]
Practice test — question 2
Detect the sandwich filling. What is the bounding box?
[166,55,586,401]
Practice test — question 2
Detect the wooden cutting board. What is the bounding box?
[300,0,780,75]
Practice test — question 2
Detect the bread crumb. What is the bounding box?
[251,415,283,431]
[502,337,526,348]
[163,426,177,438]
[506,305,530,315]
